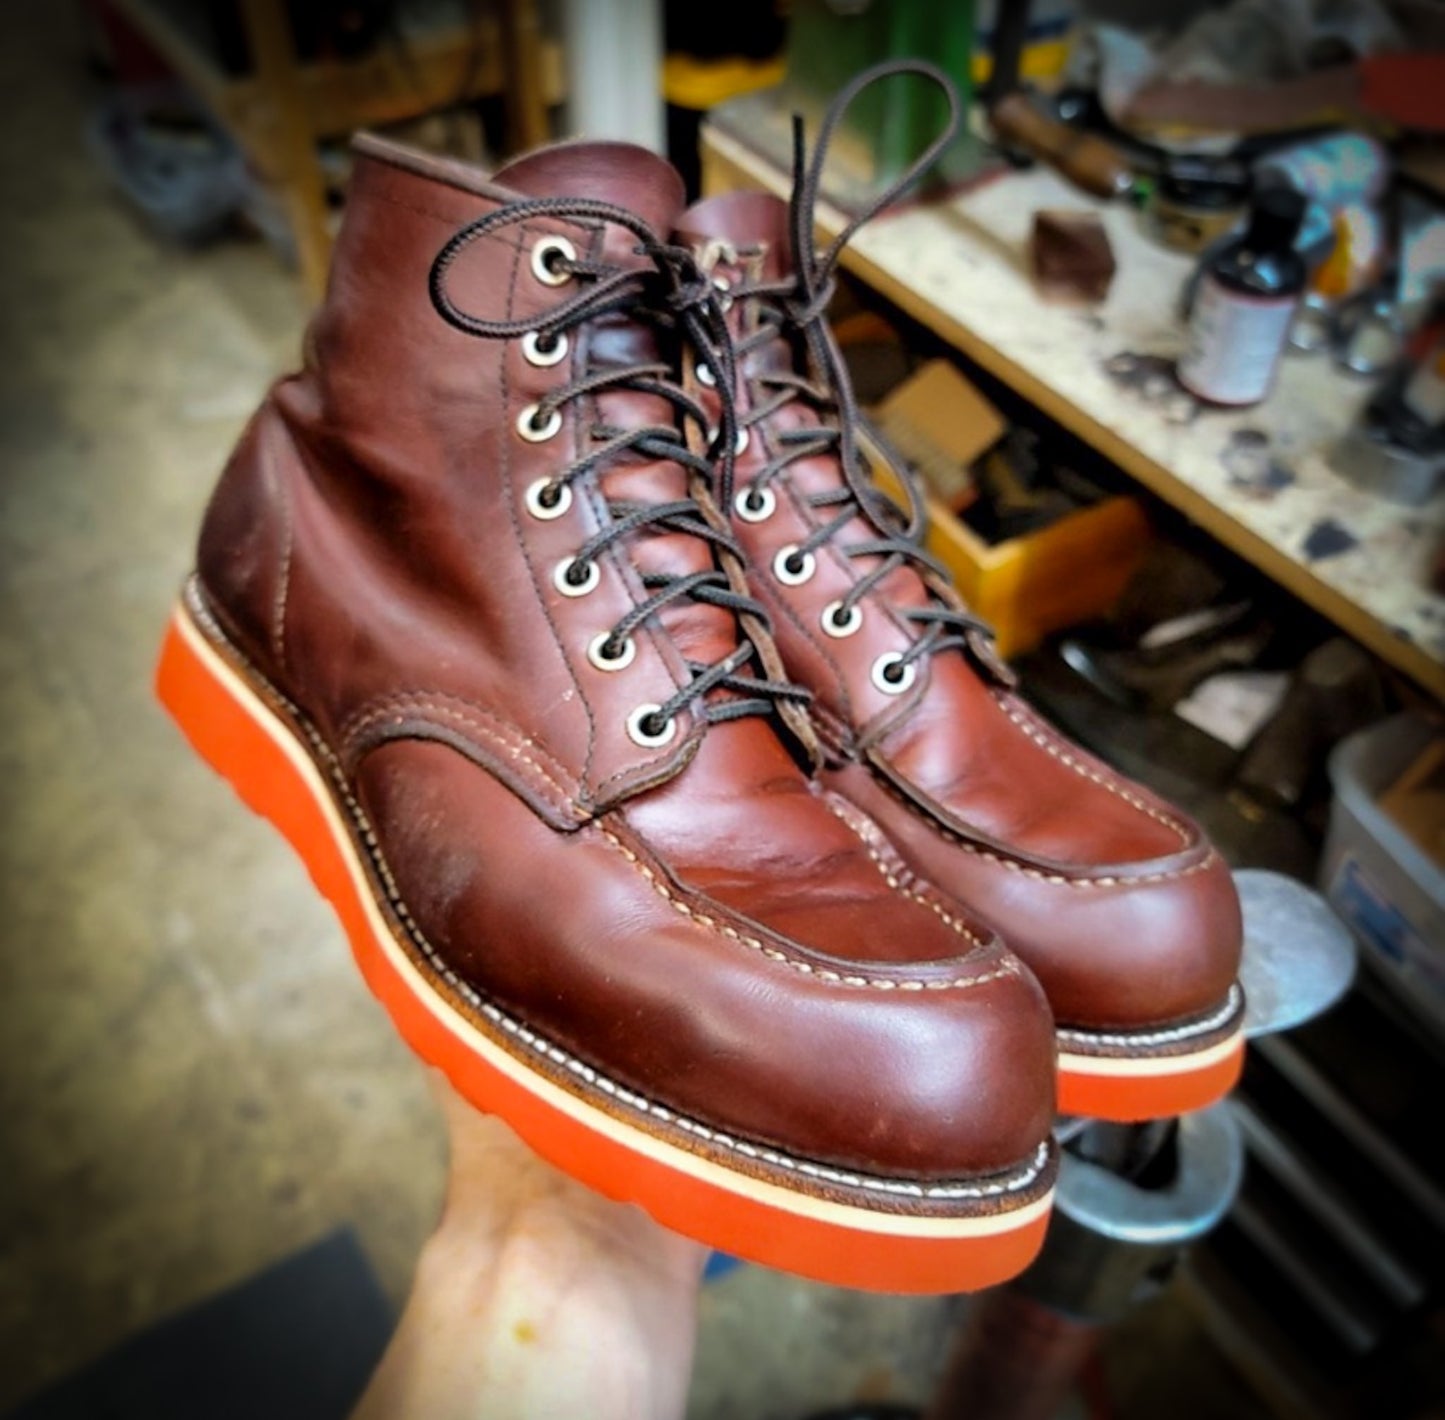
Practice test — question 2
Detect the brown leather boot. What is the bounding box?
[680,62,1244,1122]
[154,134,1058,1291]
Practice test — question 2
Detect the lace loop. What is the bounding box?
[726,60,1004,682]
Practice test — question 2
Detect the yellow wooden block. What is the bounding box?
[868,444,1150,660]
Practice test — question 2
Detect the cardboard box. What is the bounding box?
[873,358,1005,513]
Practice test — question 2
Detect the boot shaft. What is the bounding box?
[196,137,806,823]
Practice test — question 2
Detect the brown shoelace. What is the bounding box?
[729,60,1000,687]
[430,195,810,738]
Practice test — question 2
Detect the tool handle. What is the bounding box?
[992,93,1133,199]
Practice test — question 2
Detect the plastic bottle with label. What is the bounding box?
[1178,187,1308,407]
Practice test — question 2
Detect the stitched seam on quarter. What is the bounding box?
[879,776,1217,887]
[363,185,535,246]
[999,697,1191,845]
[340,691,577,803]
[269,458,293,674]
[499,222,599,796]
[185,585,1049,1201]
[822,798,985,948]
[1058,984,1243,1048]
[597,828,1009,990]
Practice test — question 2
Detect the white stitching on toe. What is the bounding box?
[997,696,1191,845]
[597,827,1014,991]
[878,775,1218,889]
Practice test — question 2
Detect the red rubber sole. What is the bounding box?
[1057,1033,1244,1122]
[155,599,1054,1293]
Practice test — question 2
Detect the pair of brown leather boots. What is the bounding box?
[156,64,1242,1294]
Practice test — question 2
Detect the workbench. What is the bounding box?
[701,121,1445,703]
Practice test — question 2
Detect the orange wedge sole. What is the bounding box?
[1057,1034,1244,1122]
[155,599,1054,1294]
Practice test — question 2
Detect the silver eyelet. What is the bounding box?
[773,545,816,586]
[553,557,599,598]
[531,235,577,286]
[821,601,863,638]
[522,330,569,367]
[709,425,751,456]
[524,477,572,520]
[734,485,776,523]
[871,652,917,695]
[712,274,733,310]
[517,404,563,442]
[626,703,677,748]
[696,362,717,388]
[587,631,636,671]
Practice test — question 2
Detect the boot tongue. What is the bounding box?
[493,140,686,241]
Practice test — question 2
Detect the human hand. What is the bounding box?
[352,1070,709,1420]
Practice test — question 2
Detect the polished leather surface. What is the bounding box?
[193,138,1055,1179]
[680,191,1242,1034]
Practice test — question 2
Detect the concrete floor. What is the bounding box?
[0,13,1264,1420]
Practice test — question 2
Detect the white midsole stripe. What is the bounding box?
[1058,1030,1243,1079]
[175,607,1053,1240]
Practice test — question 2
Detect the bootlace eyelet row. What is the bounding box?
[522,330,569,367]
[531,235,577,287]
[871,651,916,695]
[734,484,774,523]
[553,556,599,597]
[548,559,669,742]
[525,477,572,520]
[587,631,636,671]
[773,544,815,586]
[821,600,863,638]
[518,404,562,442]
[627,703,677,748]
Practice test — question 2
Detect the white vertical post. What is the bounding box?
[559,0,666,153]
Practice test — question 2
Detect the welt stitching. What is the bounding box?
[998,696,1190,844]
[370,807,1043,1195]
[878,774,1217,887]
[186,584,1051,1201]
[597,827,1010,991]
[1058,984,1244,1048]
